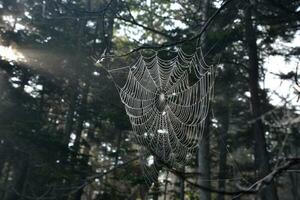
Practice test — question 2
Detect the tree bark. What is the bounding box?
[179,165,185,200]
[217,106,230,200]
[197,0,211,199]
[0,144,7,178]
[64,80,78,144]
[113,130,122,177]
[244,4,278,200]
[73,81,90,155]
[289,167,299,200]
[289,127,299,200]
[3,157,29,200]
[152,159,161,200]
[163,171,169,200]
[197,113,211,200]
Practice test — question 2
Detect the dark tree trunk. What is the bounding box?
[197,113,211,200]
[289,127,299,200]
[163,171,169,200]
[152,161,160,200]
[197,0,211,199]
[3,157,29,200]
[289,167,299,200]
[217,107,230,200]
[73,81,90,155]
[113,130,122,176]
[179,165,185,200]
[153,181,159,200]
[64,80,78,144]
[65,12,86,146]
[0,162,11,199]
[0,145,7,177]
[69,86,88,200]
[244,5,278,200]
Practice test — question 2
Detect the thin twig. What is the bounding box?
[107,0,238,57]
[234,157,300,199]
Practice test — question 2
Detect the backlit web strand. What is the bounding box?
[120,48,215,169]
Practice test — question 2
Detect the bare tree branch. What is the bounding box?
[107,0,237,57]
[116,15,175,40]
[235,157,300,198]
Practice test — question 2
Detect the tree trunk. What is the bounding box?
[217,106,230,200]
[0,145,7,177]
[289,127,299,200]
[197,113,211,200]
[113,129,122,177]
[69,87,88,200]
[64,80,78,144]
[163,171,169,200]
[0,162,11,200]
[289,168,299,200]
[244,5,278,200]
[3,157,29,200]
[73,81,90,156]
[179,165,185,200]
[153,181,160,200]
[197,0,211,199]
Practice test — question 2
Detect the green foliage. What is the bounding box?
[0,0,299,199]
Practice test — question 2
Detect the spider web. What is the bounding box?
[118,47,215,185]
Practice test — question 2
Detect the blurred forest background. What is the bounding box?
[0,0,299,199]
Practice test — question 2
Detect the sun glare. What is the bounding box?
[0,45,26,62]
